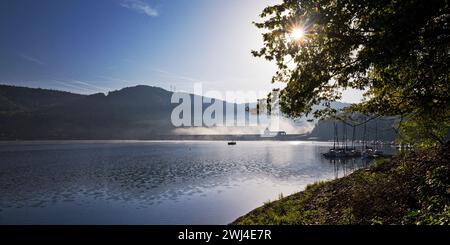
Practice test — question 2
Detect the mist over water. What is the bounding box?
[0,141,391,224]
[172,116,316,135]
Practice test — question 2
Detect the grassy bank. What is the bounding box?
[233,143,450,225]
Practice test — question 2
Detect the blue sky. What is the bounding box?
[0,0,362,103]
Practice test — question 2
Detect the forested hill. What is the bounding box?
[0,85,175,139]
[0,85,84,113]
[0,84,397,140]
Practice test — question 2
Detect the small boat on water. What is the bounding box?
[228,141,236,145]
[323,149,345,158]
[362,148,384,159]
[322,120,362,159]
[347,149,362,157]
[323,148,361,158]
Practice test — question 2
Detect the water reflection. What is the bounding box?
[0,141,393,224]
[326,157,371,179]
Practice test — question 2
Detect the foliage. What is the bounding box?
[253,0,449,146]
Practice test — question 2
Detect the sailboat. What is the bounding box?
[361,121,384,159]
[323,120,361,158]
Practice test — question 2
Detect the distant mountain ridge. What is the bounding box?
[0,85,84,113]
[0,85,176,139]
[0,84,397,141]
[0,84,259,139]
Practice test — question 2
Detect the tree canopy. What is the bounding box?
[253,0,449,146]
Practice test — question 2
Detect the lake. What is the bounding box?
[0,141,389,224]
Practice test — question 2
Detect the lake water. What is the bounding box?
[0,141,388,224]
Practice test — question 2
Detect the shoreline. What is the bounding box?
[232,144,450,225]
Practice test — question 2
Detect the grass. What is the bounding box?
[232,143,450,225]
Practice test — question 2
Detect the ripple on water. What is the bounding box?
[0,141,391,224]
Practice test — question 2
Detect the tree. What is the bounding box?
[253,0,449,146]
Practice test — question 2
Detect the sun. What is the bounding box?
[289,27,305,41]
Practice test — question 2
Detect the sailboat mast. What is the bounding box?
[375,120,378,150]
[333,121,336,149]
[352,125,356,149]
[363,121,367,149]
[342,122,346,151]
[335,121,339,148]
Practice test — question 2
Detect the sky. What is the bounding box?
[0,0,363,103]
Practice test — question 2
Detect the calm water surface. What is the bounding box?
[0,141,389,224]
